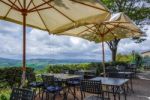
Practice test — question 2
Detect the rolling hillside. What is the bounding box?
[0,57,100,69]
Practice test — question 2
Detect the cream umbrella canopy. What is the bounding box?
[58,12,143,76]
[0,0,110,86]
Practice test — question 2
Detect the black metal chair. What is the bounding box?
[84,73,96,79]
[66,71,84,99]
[80,80,109,100]
[61,70,68,74]
[107,72,129,100]
[10,88,35,100]
[27,73,43,98]
[108,72,126,79]
[127,64,137,77]
[68,70,76,74]
[41,75,63,100]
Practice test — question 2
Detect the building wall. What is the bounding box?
[141,52,150,57]
[142,52,150,66]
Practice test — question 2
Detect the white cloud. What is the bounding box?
[0,20,149,61]
[118,25,150,54]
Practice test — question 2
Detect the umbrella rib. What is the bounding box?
[104,24,138,39]
[85,25,96,33]
[109,23,141,34]
[105,22,130,24]
[31,1,50,33]
[0,0,20,11]
[29,6,52,13]
[76,25,95,35]
[104,24,118,39]
[3,0,18,19]
[103,23,120,36]
[95,23,103,35]
[17,0,23,9]
[42,0,75,23]
[28,0,54,12]
[70,0,109,12]
[8,0,20,10]
[27,0,33,10]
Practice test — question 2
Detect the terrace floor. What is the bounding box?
[35,78,150,100]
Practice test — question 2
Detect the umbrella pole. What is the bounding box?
[20,11,27,88]
[101,36,106,77]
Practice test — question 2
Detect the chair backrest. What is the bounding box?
[80,80,103,94]
[74,71,84,80]
[41,75,55,86]
[117,65,126,71]
[10,88,35,100]
[68,70,76,74]
[27,73,36,83]
[61,70,68,74]
[108,72,126,78]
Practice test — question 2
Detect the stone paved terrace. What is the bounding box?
[35,78,150,100]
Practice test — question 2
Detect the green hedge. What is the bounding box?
[0,67,34,88]
[46,63,93,73]
[46,62,129,75]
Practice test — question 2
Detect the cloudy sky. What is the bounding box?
[0,20,149,61]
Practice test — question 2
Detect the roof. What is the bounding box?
[141,50,150,54]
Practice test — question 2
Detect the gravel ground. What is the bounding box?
[137,71,150,80]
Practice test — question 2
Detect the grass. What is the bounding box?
[0,88,11,100]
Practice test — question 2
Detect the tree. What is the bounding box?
[116,53,133,62]
[101,0,150,62]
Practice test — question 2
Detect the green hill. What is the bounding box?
[0,57,100,70]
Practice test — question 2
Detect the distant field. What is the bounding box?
[0,57,100,70]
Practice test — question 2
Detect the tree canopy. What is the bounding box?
[100,0,150,62]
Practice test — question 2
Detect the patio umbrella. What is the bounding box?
[58,12,143,76]
[0,0,110,86]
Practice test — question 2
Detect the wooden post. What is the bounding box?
[20,0,27,87]
[101,35,106,77]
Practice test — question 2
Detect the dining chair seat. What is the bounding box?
[41,75,64,100]
[29,82,43,88]
[67,80,80,85]
[46,86,63,93]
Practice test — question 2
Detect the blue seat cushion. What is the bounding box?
[46,86,63,93]
[29,82,43,87]
[67,80,80,85]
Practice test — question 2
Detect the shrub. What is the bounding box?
[46,62,129,76]
[0,67,34,88]
[46,63,93,73]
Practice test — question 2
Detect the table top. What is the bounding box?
[118,72,134,75]
[78,70,96,73]
[42,73,81,80]
[91,77,129,86]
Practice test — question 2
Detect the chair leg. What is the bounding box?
[39,88,41,98]
[42,91,44,100]
[80,91,83,100]
[53,94,56,100]
[73,86,76,100]
[63,92,67,100]
[118,93,121,100]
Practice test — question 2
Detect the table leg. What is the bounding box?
[63,87,68,100]
[123,84,127,100]
[112,86,116,100]
[130,77,134,93]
